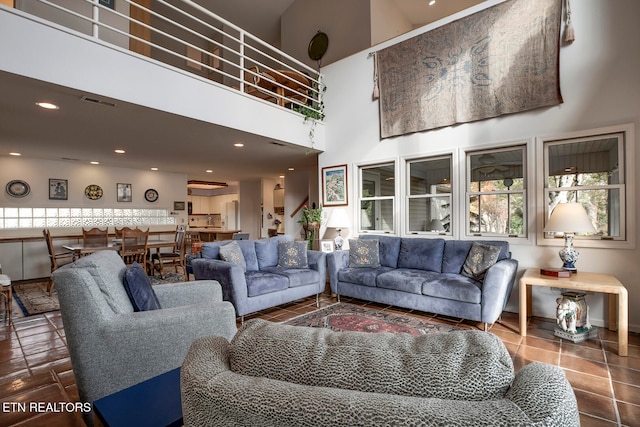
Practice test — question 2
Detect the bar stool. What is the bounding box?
[0,268,12,324]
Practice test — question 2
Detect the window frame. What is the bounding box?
[403,153,454,237]
[356,160,398,235]
[461,140,535,245]
[536,123,635,249]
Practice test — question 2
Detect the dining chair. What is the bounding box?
[114,227,134,239]
[43,228,75,295]
[82,227,109,247]
[151,227,187,279]
[268,228,278,237]
[120,228,151,273]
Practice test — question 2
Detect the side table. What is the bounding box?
[93,368,182,427]
[519,268,628,356]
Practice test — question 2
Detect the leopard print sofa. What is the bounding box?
[181,319,579,426]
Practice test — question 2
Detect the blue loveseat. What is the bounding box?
[191,236,326,321]
[326,235,518,328]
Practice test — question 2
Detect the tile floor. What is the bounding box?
[1,292,639,426]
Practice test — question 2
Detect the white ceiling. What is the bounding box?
[0,0,484,184]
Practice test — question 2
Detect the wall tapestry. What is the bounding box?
[375,0,563,139]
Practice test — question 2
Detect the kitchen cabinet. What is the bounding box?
[188,195,209,214]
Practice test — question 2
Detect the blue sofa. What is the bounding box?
[191,236,326,321]
[326,235,518,328]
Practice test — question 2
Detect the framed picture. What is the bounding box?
[320,240,335,253]
[117,183,132,202]
[48,179,68,200]
[174,201,186,211]
[99,0,115,9]
[322,164,348,207]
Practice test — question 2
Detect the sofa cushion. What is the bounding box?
[256,235,292,269]
[123,262,161,311]
[338,267,392,287]
[236,240,259,272]
[377,269,441,294]
[422,273,482,304]
[69,251,133,314]
[277,241,308,268]
[462,242,501,281]
[397,238,445,272]
[201,241,226,260]
[442,240,510,274]
[229,319,514,401]
[246,271,289,297]
[348,239,381,267]
[262,267,320,288]
[359,235,401,268]
[219,241,247,272]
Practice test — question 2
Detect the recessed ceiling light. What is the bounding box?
[428,0,436,5]
[9,152,21,156]
[288,167,295,171]
[114,149,125,154]
[279,175,285,179]
[234,143,244,147]
[90,161,100,165]
[205,169,213,173]
[35,102,60,110]
[151,167,158,171]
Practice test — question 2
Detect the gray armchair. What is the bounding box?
[52,250,236,426]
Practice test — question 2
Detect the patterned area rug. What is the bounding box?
[12,282,59,318]
[284,303,460,336]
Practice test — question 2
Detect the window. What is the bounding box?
[540,125,633,247]
[406,155,452,235]
[358,163,395,234]
[466,146,527,238]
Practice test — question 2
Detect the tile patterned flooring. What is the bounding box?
[1,292,639,426]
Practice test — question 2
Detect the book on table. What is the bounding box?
[540,268,572,278]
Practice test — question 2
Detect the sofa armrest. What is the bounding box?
[506,362,579,426]
[326,250,349,293]
[480,258,518,324]
[307,250,327,293]
[154,280,223,308]
[191,258,248,316]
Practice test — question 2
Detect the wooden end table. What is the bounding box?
[519,268,628,356]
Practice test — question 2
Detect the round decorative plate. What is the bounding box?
[144,188,159,202]
[6,180,30,198]
[308,31,329,61]
[84,184,103,200]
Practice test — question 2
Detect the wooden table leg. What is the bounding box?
[519,281,529,336]
[618,289,629,357]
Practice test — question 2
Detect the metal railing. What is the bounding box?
[21,0,324,116]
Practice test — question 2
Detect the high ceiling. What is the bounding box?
[0,0,484,184]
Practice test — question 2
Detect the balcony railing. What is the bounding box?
[19,0,324,116]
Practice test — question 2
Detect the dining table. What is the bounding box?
[63,239,176,257]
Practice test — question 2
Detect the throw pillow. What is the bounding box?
[349,239,381,268]
[123,262,161,311]
[219,241,247,272]
[461,242,501,281]
[277,241,309,269]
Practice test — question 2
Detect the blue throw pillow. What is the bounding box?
[349,239,381,268]
[277,241,308,268]
[123,262,161,311]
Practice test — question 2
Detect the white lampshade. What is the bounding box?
[327,208,351,229]
[544,203,596,233]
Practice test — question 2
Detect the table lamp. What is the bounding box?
[327,208,350,250]
[543,203,596,271]
[428,219,445,232]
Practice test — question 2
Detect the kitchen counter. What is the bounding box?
[189,228,241,242]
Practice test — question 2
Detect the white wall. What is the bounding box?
[239,180,261,240]
[320,0,640,330]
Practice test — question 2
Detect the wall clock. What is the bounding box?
[6,180,30,198]
[308,31,329,62]
[144,188,159,202]
[84,184,103,200]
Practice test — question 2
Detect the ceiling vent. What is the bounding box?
[81,96,116,107]
[187,180,228,190]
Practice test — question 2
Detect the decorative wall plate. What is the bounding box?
[6,180,30,198]
[84,184,103,200]
[144,188,159,202]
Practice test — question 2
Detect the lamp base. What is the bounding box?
[559,234,579,271]
[334,230,344,251]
